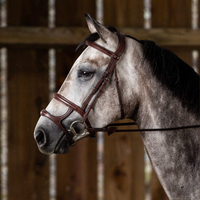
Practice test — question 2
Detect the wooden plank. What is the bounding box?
[7,49,49,200]
[7,0,48,26]
[6,0,49,200]
[104,0,143,27]
[55,1,97,200]
[152,0,191,28]
[199,0,200,28]
[56,0,96,26]
[56,139,97,200]
[0,27,200,47]
[152,0,192,65]
[122,28,200,47]
[151,1,192,199]
[198,0,200,74]
[0,49,2,198]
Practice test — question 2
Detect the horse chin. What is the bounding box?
[35,127,71,155]
[54,133,70,154]
[38,148,54,156]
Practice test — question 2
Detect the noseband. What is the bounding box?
[40,32,126,146]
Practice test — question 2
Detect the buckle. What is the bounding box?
[101,71,109,78]
[113,54,120,60]
[70,121,90,142]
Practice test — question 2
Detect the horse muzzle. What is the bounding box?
[34,116,72,155]
[34,115,93,155]
[34,129,70,155]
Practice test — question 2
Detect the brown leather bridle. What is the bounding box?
[40,31,200,147]
[40,32,126,146]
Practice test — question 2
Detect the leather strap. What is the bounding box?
[53,93,93,131]
[107,124,200,135]
[85,40,119,59]
[54,93,85,117]
[81,32,126,122]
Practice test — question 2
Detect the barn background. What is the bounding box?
[0,0,199,200]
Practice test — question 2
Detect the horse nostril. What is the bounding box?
[35,130,47,147]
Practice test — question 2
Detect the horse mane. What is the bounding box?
[140,40,199,117]
[77,26,199,117]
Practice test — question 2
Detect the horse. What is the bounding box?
[34,14,200,200]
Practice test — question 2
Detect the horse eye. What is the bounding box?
[78,70,94,78]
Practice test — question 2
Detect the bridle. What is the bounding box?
[40,31,126,146]
[40,31,200,147]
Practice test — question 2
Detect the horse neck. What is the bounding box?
[135,77,199,128]
[130,62,200,199]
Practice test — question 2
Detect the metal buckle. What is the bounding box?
[70,121,90,142]
[113,54,120,60]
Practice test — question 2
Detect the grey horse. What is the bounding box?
[34,14,200,200]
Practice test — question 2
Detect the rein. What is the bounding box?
[104,122,200,135]
[40,31,200,147]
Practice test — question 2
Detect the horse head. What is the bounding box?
[34,14,142,154]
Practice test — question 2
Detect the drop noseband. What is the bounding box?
[40,32,126,146]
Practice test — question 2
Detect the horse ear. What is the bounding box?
[84,13,114,43]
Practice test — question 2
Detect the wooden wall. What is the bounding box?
[7,1,49,200]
